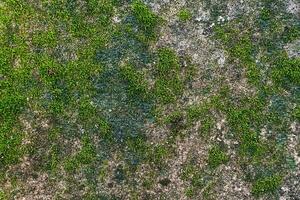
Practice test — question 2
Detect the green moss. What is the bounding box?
[46,144,59,173]
[0,91,26,166]
[178,9,192,22]
[187,102,210,123]
[282,26,300,43]
[207,146,228,169]
[64,157,79,172]
[231,35,254,65]
[154,76,183,104]
[157,48,180,76]
[153,47,184,104]
[252,175,282,196]
[211,3,296,199]
[0,190,6,200]
[126,136,149,161]
[77,99,111,139]
[214,23,262,88]
[214,24,236,46]
[1,0,298,198]
[185,187,195,198]
[65,60,102,95]
[181,163,196,181]
[260,7,272,22]
[0,14,31,169]
[0,93,25,120]
[86,0,114,26]
[132,1,160,39]
[77,136,96,164]
[98,118,112,139]
[38,55,62,85]
[132,1,157,29]
[0,129,23,166]
[98,160,109,182]
[293,105,300,120]
[202,181,215,200]
[148,144,169,166]
[79,99,97,121]
[191,172,205,188]
[239,131,266,158]
[142,177,155,189]
[272,57,300,88]
[246,64,261,86]
[64,136,96,172]
[31,29,58,48]
[120,64,149,100]
[227,97,265,134]
[199,116,214,136]
[185,171,214,198]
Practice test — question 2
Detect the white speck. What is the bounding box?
[218,54,226,67]
[287,0,299,16]
[113,16,121,23]
[290,121,298,133]
[217,16,225,22]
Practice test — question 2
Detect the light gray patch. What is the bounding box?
[286,0,300,17]
[285,39,300,58]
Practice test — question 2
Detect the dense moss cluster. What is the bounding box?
[0,0,299,199]
[154,48,184,104]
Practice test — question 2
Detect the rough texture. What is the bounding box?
[0,0,299,200]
